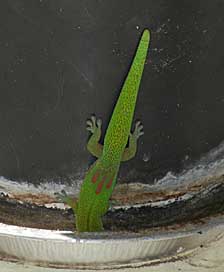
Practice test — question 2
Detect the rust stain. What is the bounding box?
[5,174,224,207]
[111,190,185,205]
[8,189,185,207]
[10,193,56,205]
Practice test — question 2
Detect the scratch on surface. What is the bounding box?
[44,72,65,117]
[162,55,182,68]
[175,74,192,90]
[83,6,96,25]
[8,0,51,33]
[8,136,20,174]
[67,60,94,88]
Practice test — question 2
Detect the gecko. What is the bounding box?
[57,29,150,232]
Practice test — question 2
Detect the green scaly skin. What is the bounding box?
[57,29,150,232]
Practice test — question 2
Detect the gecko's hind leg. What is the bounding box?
[86,115,103,158]
[121,121,144,162]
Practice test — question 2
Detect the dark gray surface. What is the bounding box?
[0,0,224,184]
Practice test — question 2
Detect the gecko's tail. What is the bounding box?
[103,29,150,155]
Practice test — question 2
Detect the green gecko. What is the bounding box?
[57,29,150,232]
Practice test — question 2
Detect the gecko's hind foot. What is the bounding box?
[54,190,77,210]
[54,189,68,202]
[133,121,144,139]
[86,115,102,134]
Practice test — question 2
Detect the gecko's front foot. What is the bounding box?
[86,115,103,158]
[86,115,102,135]
[133,121,144,140]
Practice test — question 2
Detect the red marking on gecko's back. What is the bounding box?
[106,176,114,189]
[96,176,107,195]
[92,172,99,183]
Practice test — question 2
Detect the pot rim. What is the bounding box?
[0,213,223,270]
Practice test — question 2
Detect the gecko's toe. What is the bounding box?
[138,124,144,131]
[133,121,144,139]
[54,191,66,202]
[86,120,92,126]
[91,115,96,126]
[135,120,141,127]
[86,115,102,134]
[96,118,102,128]
[138,131,144,137]
[86,119,94,132]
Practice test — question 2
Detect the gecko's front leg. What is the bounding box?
[121,121,144,162]
[86,115,103,158]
